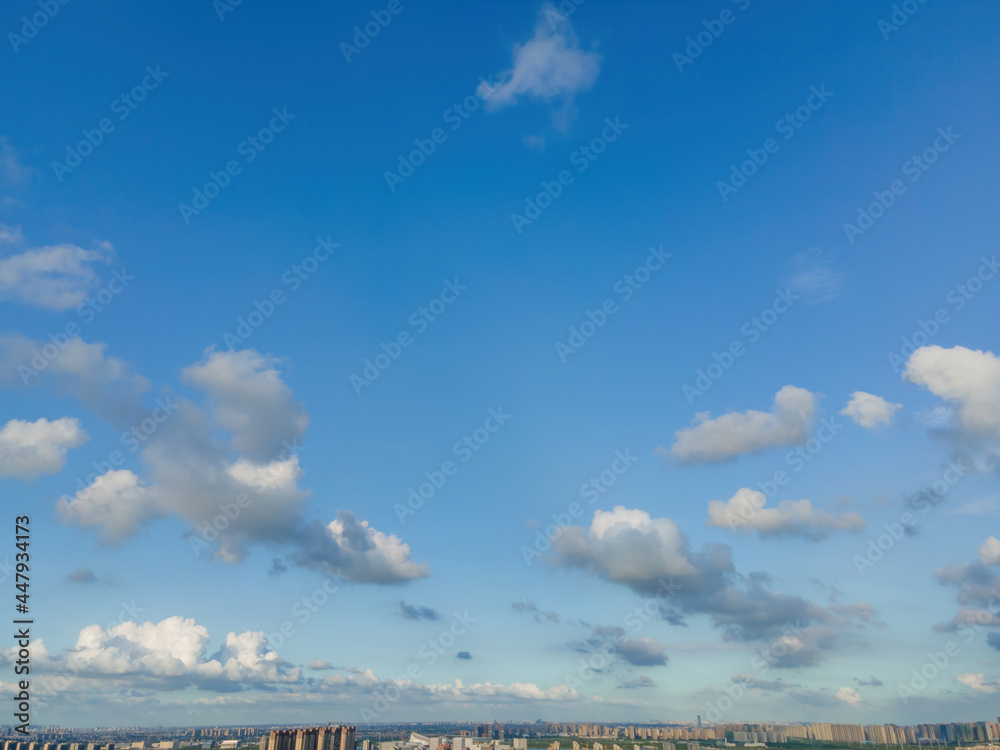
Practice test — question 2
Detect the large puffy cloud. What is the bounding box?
[480,3,601,122]
[0,416,88,478]
[43,345,427,584]
[550,506,876,657]
[668,386,818,463]
[840,391,902,429]
[904,346,1000,439]
[0,335,150,423]
[0,228,114,309]
[706,488,865,539]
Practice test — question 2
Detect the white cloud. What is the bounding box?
[979,536,1000,566]
[480,3,601,122]
[955,672,998,694]
[904,346,1000,439]
[57,469,163,544]
[0,230,114,310]
[706,488,865,539]
[668,385,818,463]
[0,223,23,244]
[0,137,33,187]
[39,343,428,584]
[840,391,902,429]
[0,416,88,478]
[835,686,862,705]
[182,348,309,462]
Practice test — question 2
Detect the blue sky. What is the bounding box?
[2,0,1000,729]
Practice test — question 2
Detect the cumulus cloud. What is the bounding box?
[24,343,428,585]
[904,346,1000,439]
[955,673,998,694]
[0,335,150,423]
[835,686,862,705]
[480,3,601,126]
[667,386,818,463]
[549,506,875,657]
[840,391,902,429]
[512,600,560,623]
[57,469,163,545]
[706,488,865,539]
[0,416,88,478]
[0,228,114,310]
[399,602,441,621]
[979,536,1000,565]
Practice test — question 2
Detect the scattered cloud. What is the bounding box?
[0,227,115,310]
[955,672,998,694]
[666,386,818,463]
[618,676,655,689]
[571,625,668,667]
[550,505,876,658]
[904,346,1000,439]
[947,496,1000,516]
[0,416,88,479]
[456,651,472,660]
[835,686,862,705]
[399,601,442,621]
[840,391,902,429]
[731,673,801,691]
[706,488,865,539]
[66,568,99,585]
[787,248,846,304]
[979,536,1000,565]
[306,660,337,670]
[512,600,560,623]
[854,675,883,686]
[480,3,601,128]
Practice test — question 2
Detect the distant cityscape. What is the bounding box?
[3,719,1000,750]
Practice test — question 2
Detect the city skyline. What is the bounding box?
[2,0,1000,731]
